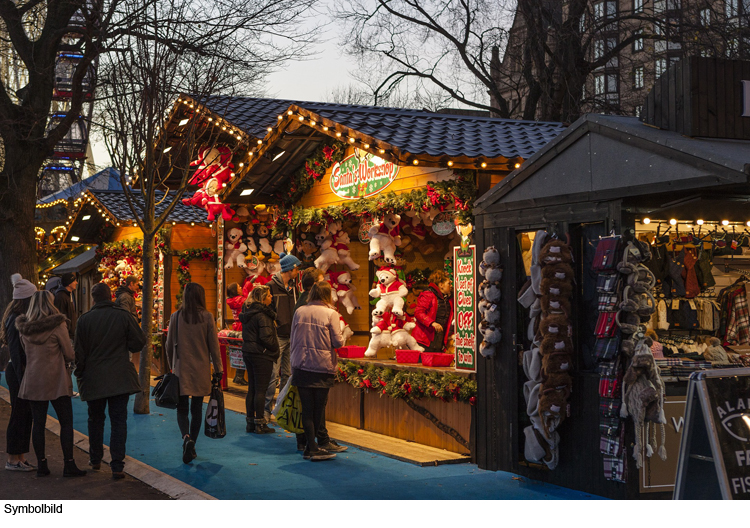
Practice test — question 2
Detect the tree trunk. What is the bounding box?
[134,232,156,414]
[0,161,42,308]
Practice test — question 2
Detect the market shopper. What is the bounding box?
[115,276,140,320]
[225,282,247,386]
[74,283,146,479]
[15,291,86,477]
[265,252,301,420]
[165,282,223,464]
[2,274,36,472]
[292,269,346,454]
[53,272,78,341]
[290,281,345,461]
[239,285,279,434]
[412,270,455,353]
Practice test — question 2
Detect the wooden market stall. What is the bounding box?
[472,57,750,498]
[176,95,566,455]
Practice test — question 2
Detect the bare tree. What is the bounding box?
[0,0,317,311]
[95,0,317,414]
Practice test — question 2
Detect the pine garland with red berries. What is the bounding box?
[335,361,477,405]
[275,139,346,209]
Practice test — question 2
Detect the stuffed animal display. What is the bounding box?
[521,233,574,471]
[224,227,247,269]
[328,271,361,315]
[369,267,408,317]
[477,246,503,358]
[182,145,236,222]
[368,213,402,264]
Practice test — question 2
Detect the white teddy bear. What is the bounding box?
[314,225,339,272]
[368,213,402,264]
[339,316,354,344]
[369,267,408,317]
[224,227,247,269]
[114,259,128,274]
[365,327,391,358]
[390,315,424,352]
[330,271,361,315]
[331,229,360,271]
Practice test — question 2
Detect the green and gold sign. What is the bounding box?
[330,149,399,199]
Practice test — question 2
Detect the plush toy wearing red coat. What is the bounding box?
[412,283,454,352]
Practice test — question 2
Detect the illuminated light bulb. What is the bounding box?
[697,219,704,225]
[287,110,293,115]
[323,126,329,131]
[515,163,521,169]
[257,140,262,145]
[311,121,316,126]
[239,163,244,168]
[481,162,487,168]
[642,218,651,225]
[722,220,730,226]
[298,116,304,121]
[379,149,385,154]
[364,143,370,149]
[222,126,226,130]
[230,172,235,177]
[447,161,454,167]
[669,219,677,225]
[267,127,273,132]
[277,115,283,120]
[191,222,195,226]
[208,117,213,122]
[248,152,253,156]
[413,159,419,165]
[336,132,342,137]
[349,137,355,143]
[172,222,176,225]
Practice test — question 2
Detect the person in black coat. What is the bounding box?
[239,285,280,434]
[2,274,36,471]
[54,273,78,341]
[74,282,146,479]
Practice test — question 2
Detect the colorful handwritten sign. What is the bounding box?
[453,245,476,372]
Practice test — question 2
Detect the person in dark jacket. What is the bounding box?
[74,282,146,479]
[239,285,280,434]
[53,272,78,341]
[264,252,301,420]
[412,270,454,352]
[114,276,139,320]
[2,274,36,471]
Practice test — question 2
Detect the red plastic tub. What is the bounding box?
[337,346,366,358]
[421,352,454,367]
[395,349,421,363]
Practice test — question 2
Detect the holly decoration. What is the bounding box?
[335,361,477,404]
[405,267,432,289]
[174,247,217,304]
[275,170,476,234]
[274,139,346,209]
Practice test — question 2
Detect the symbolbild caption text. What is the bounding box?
[4,504,63,515]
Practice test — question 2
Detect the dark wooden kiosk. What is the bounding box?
[472,57,750,499]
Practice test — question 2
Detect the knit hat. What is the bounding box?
[45,276,61,292]
[91,282,112,304]
[278,253,301,273]
[11,273,37,300]
[61,272,77,287]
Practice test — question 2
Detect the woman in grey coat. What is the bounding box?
[165,283,223,464]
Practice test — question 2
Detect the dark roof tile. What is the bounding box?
[91,190,208,223]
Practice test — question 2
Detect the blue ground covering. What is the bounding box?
[2,377,604,500]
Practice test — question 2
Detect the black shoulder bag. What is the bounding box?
[153,311,181,409]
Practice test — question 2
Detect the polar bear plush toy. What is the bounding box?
[340,316,354,344]
[224,227,247,269]
[314,225,339,272]
[329,271,361,315]
[368,213,401,264]
[390,314,424,352]
[331,229,360,271]
[369,267,408,316]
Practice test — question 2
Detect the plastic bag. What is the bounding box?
[272,378,293,417]
[204,379,226,439]
[275,385,303,434]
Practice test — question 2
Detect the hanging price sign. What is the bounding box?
[453,245,476,372]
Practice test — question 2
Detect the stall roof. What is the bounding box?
[52,246,98,275]
[201,96,566,161]
[38,168,123,205]
[90,190,208,223]
[474,114,750,214]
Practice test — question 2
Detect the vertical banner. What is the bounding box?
[453,244,477,372]
[157,251,164,330]
[217,217,224,329]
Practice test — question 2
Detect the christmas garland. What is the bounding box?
[335,361,477,405]
[174,247,217,304]
[274,139,346,209]
[276,170,477,234]
[98,238,144,258]
[405,267,432,289]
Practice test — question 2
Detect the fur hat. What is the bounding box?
[541,262,574,282]
[483,306,501,325]
[540,335,573,356]
[616,310,642,335]
[540,277,573,300]
[541,295,571,317]
[482,246,500,267]
[484,266,503,282]
[479,340,495,358]
[538,313,572,338]
[538,385,571,436]
[539,240,572,265]
[542,351,571,376]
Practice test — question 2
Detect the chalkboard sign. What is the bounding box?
[674,368,750,500]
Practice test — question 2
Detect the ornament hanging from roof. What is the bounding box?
[182,145,236,222]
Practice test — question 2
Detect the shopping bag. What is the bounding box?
[204,380,226,439]
[152,372,180,409]
[275,385,303,434]
[272,378,293,418]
